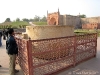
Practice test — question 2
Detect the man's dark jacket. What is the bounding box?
[6,35,18,55]
[0,31,2,37]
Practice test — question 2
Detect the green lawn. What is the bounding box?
[74,29,100,37]
[33,22,47,25]
[0,21,47,29]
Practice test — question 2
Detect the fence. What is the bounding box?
[15,33,97,75]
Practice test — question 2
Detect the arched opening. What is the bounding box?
[49,17,56,25]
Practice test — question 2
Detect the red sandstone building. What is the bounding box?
[82,23,100,29]
[47,9,81,29]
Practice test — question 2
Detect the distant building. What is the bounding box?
[47,9,100,29]
[47,9,81,29]
[82,23,100,29]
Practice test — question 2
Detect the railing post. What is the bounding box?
[27,40,33,75]
[94,33,97,57]
[73,35,77,67]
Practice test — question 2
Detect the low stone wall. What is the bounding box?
[26,25,74,40]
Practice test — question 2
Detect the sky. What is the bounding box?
[0,0,100,23]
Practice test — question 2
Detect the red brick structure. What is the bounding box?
[47,9,100,29]
[15,33,97,75]
[82,23,100,29]
[47,9,81,28]
[47,9,59,25]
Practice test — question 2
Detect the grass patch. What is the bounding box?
[11,21,29,26]
[74,29,100,37]
[0,21,29,29]
[33,22,47,25]
[0,21,47,29]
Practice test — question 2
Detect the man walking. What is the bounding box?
[0,30,2,67]
[6,28,19,75]
[0,30,2,47]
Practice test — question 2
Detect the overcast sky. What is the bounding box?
[0,0,100,23]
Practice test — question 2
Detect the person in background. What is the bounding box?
[0,30,2,46]
[2,29,6,40]
[6,28,19,75]
[0,30,2,67]
[6,28,9,38]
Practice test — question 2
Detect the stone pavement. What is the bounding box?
[0,38,100,75]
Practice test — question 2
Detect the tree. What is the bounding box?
[79,14,86,18]
[22,18,29,22]
[40,16,47,22]
[29,19,34,22]
[16,18,20,21]
[33,15,40,22]
[5,18,11,22]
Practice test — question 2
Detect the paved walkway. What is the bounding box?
[0,38,100,75]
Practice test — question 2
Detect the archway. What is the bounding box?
[49,17,56,25]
